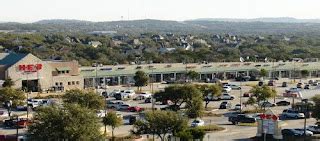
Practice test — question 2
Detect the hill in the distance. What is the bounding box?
[1,18,320,34]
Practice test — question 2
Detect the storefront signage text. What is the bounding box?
[18,64,43,72]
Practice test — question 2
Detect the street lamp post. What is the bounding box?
[302,99,308,140]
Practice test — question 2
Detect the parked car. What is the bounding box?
[121,90,135,98]
[229,84,241,90]
[282,82,288,87]
[294,128,314,136]
[268,80,276,86]
[282,109,305,119]
[219,93,235,100]
[0,111,9,118]
[259,101,276,107]
[304,84,310,89]
[106,101,124,109]
[16,118,32,128]
[282,129,313,136]
[204,94,220,101]
[234,104,242,110]
[117,104,131,111]
[309,80,315,84]
[228,114,256,125]
[286,87,301,93]
[191,119,205,127]
[144,97,152,103]
[96,110,106,118]
[219,101,232,109]
[307,125,320,134]
[223,86,232,92]
[297,83,303,89]
[134,92,151,100]
[276,101,291,106]
[243,92,252,97]
[127,106,144,112]
[109,89,121,97]
[312,82,319,86]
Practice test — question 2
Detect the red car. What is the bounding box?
[243,92,252,97]
[127,106,144,112]
[16,118,32,128]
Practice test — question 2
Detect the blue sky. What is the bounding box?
[0,0,319,22]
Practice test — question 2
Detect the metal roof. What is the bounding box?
[0,53,28,67]
[80,62,320,78]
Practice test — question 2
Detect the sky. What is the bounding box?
[0,0,319,22]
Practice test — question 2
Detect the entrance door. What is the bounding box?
[22,80,39,92]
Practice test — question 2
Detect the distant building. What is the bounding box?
[88,41,102,48]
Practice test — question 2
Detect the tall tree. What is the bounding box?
[132,111,187,141]
[27,104,102,141]
[249,85,277,109]
[102,111,123,138]
[2,78,14,88]
[260,69,268,80]
[301,69,309,79]
[186,70,199,81]
[0,87,26,107]
[62,89,104,110]
[154,84,203,111]
[312,95,320,121]
[133,71,149,92]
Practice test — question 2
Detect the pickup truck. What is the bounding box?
[228,114,256,125]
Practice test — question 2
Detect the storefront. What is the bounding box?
[0,53,83,92]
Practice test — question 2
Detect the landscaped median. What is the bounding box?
[198,124,225,132]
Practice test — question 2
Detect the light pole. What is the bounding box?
[302,99,308,140]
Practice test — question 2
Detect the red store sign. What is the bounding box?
[18,64,43,72]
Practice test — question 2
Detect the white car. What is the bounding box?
[234,104,242,110]
[134,92,152,100]
[286,87,301,93]
[259,101,276,107]
[307,125,320,134]
[223,86,232,92]
[219,93,235,100]
[116,104,131,111]
[294,128,314,136]
[0,110,9,118]
[96,110,106,118]
[282,109,305,119]
[122,90,135,98]
[191,119,205,127]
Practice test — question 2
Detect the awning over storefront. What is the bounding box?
[56,67,71,71]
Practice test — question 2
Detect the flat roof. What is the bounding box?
[80,62,320,78]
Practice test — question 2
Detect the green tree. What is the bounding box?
[195,84,222,97]
[154,84,203,111]
[186,70,199,81]
[260,69,268,80]
[176,127,206,140]
[185,97,204,118]
[132,111,187,141]
[133,71,149,92]
[62,89,104,110]
[249,85,276,109]
[246,96,257,106]
[312,95,320,121]
[102,111,123,138]
[2,78,14,88]
[301,69,309,78]
[27,104,102,141]
[0,87,26,107]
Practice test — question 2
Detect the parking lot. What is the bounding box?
[0,78,319,140]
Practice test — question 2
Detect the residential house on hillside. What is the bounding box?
[88,41,102,48]
[151,35,164,41]
[159,47,176,54]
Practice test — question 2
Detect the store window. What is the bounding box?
[55,82,58,86]
[66,70,69,73]
[72,81,75,85]
[68,82,71,85]
[60,82,63,86]
[76,81,79,85]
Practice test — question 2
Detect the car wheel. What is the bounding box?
[295,116,299,119]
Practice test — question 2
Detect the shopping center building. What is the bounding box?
[0,53,83,92]
[2,53,320,91]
